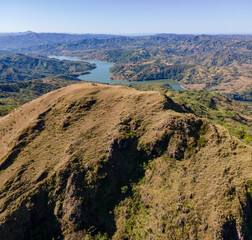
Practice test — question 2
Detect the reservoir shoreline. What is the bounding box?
[48,56,184,90]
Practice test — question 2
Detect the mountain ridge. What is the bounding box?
[0,83,251,239]
[0,32,122,50]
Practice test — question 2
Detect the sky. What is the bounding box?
[0,0,251,34]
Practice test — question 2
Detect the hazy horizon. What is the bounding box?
[0,31,251,36]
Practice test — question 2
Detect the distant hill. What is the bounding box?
[20,34,252,66]
[1,33,250,67]
[110,61,252,95]
[0,50,11,56]
[0,53,95,83]
[0,31,35,36]
[155,33,252,41]
[210,34,252,41]
[0,32,121,50]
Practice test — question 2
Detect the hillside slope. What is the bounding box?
[0,54,95,84]
[0,83,251,240]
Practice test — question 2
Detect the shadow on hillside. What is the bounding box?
[241,191,252,239]
[86,137,152,237]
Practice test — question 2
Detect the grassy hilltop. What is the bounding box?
[0,83,251,239]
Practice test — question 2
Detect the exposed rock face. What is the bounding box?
[0,83,251,240]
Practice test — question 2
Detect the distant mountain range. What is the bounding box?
[0,31,251,51]
[17,34,251,66]
[0,31,122,50]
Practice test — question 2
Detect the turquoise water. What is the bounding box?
[49,56,184,90]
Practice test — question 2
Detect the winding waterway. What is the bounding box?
[49,56,184,90]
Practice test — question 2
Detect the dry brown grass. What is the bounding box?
[0,82,251,239]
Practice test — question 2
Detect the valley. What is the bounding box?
[15,34,251,100]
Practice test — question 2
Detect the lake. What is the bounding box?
[49,56,184,90]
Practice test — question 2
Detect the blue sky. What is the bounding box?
[0,0,251,34]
